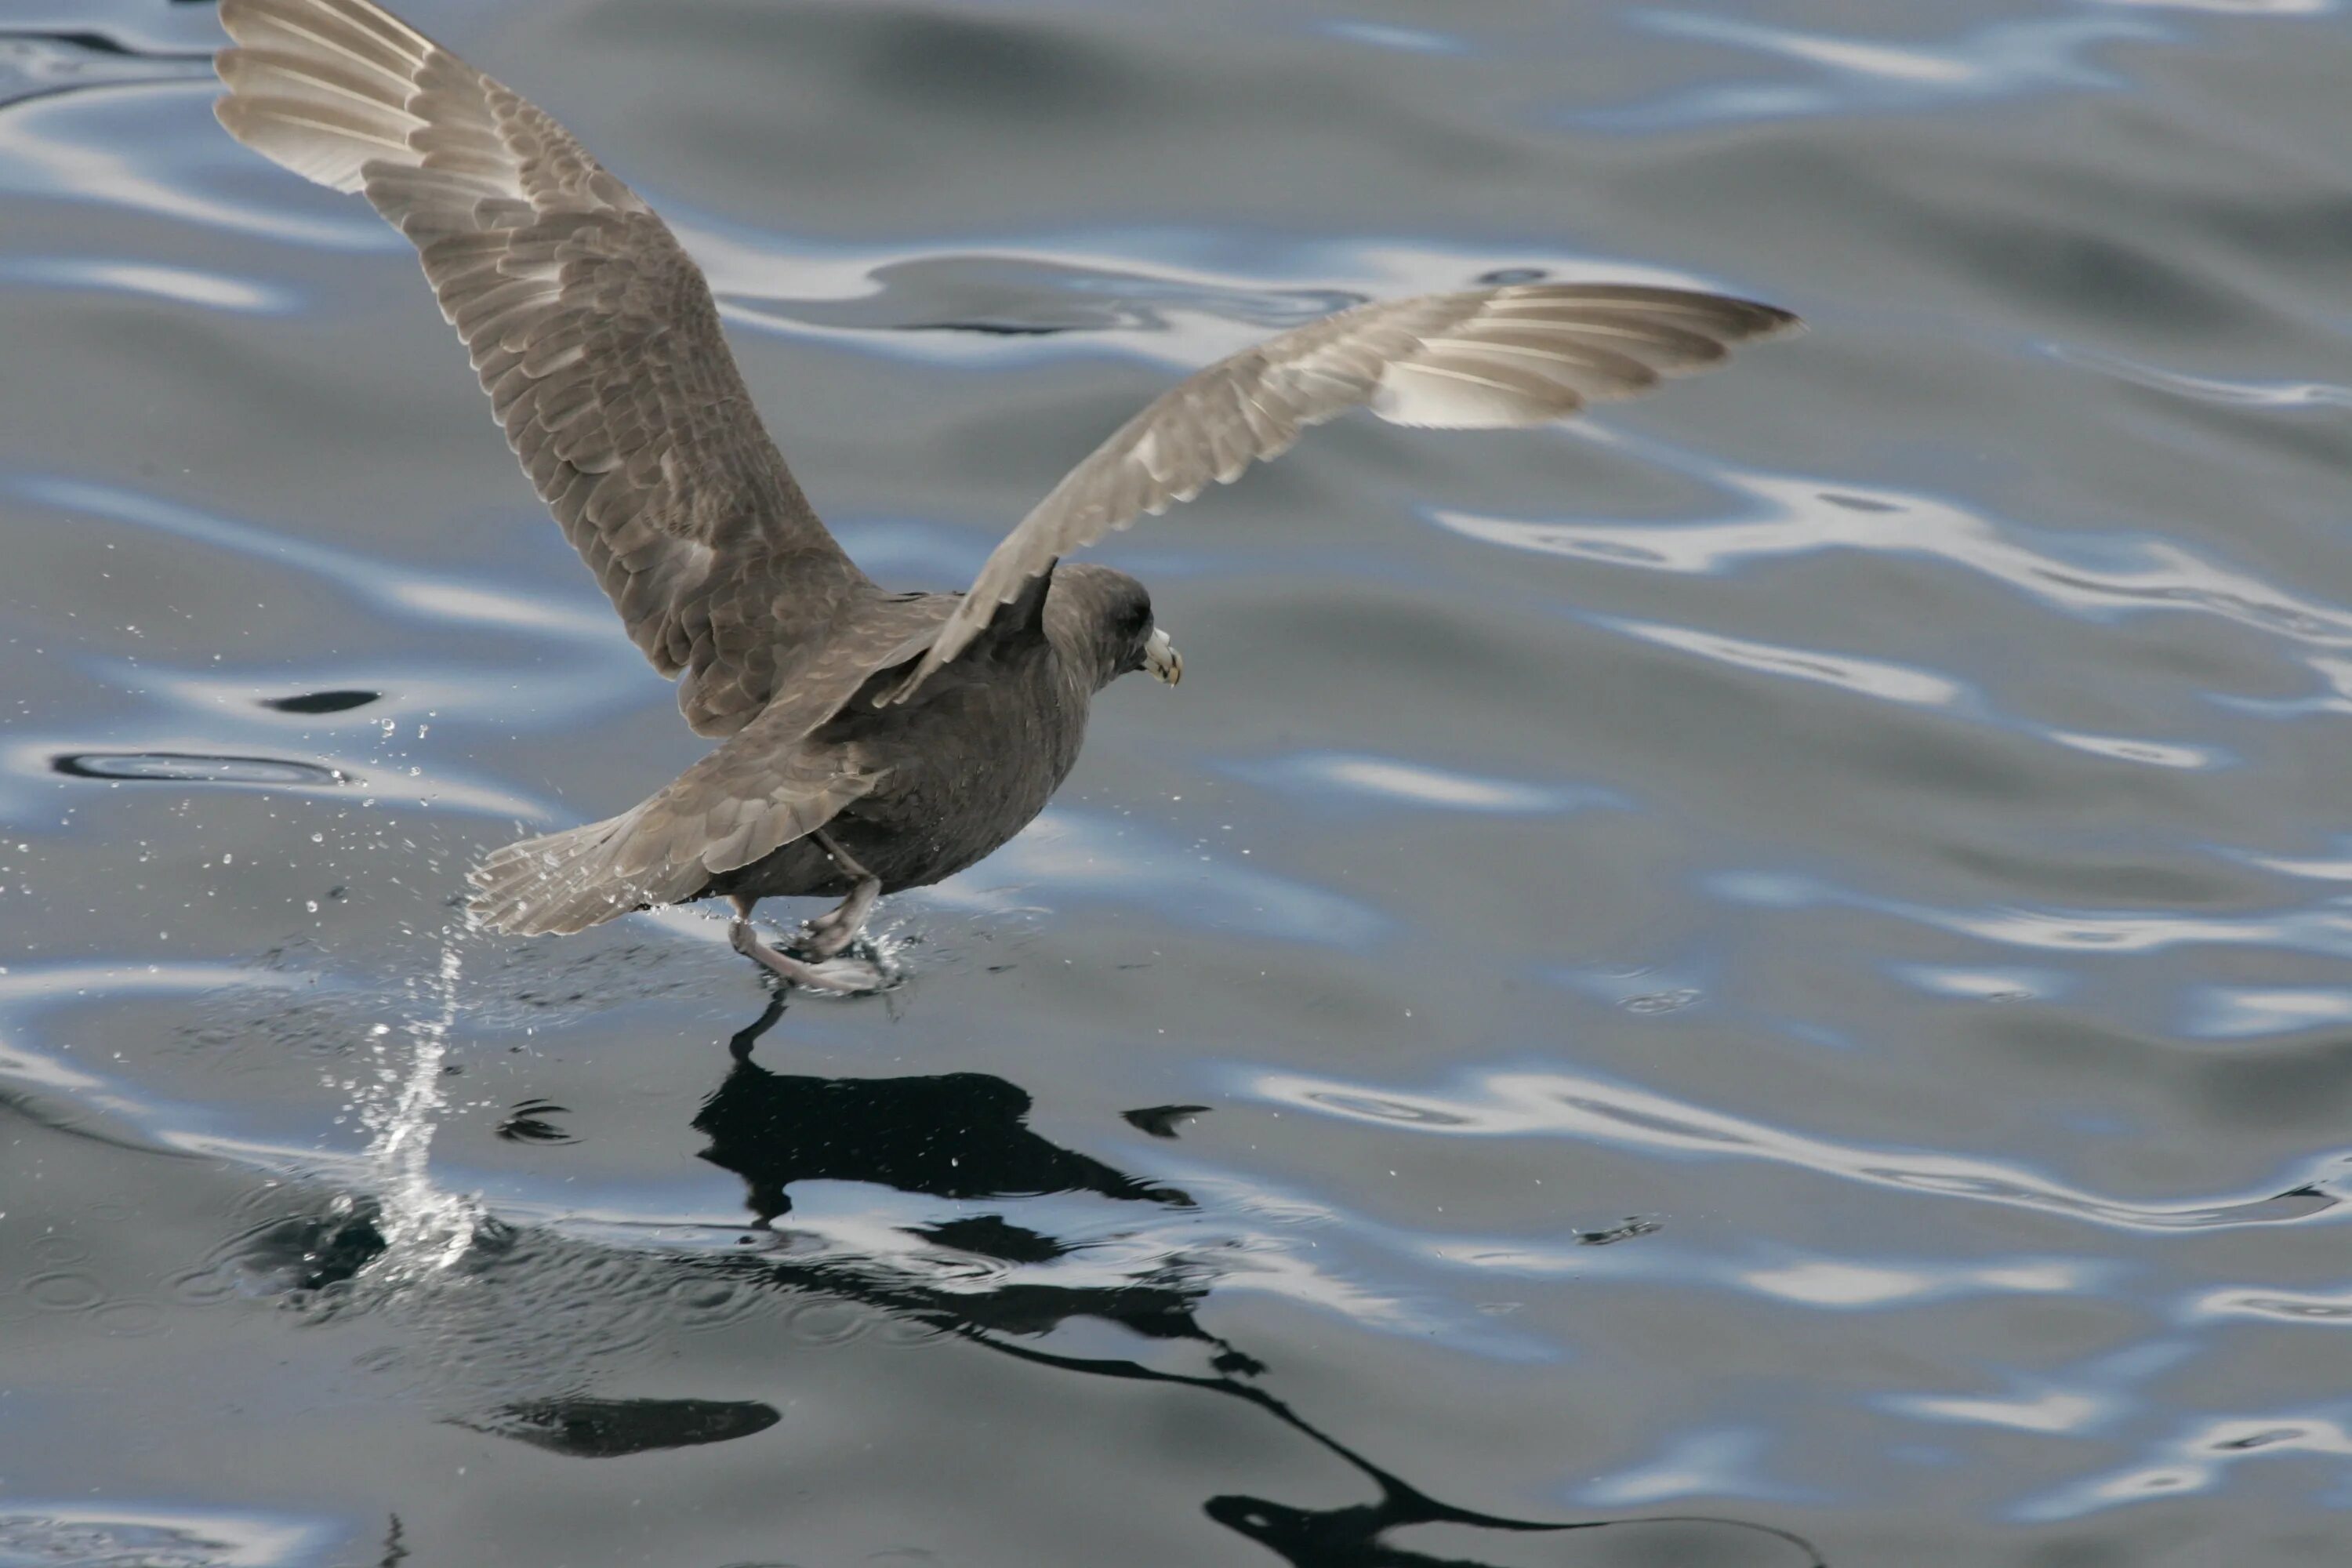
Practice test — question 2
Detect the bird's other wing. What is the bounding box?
[886,282,1798,702]
[215,0,873,738]
[467,599,953,935]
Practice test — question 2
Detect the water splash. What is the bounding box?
[359,941,477,1276]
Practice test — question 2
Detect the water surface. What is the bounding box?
[7,1,2352,1563]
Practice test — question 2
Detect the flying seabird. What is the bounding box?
[212,0,1799,992]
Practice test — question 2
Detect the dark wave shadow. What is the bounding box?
[0,28,212,114]
[449,1396,780,1459]
[52,750,347,786]
[753,254,1361,339]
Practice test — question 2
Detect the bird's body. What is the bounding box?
[701,572,1111,906]
[211,0,1797,990]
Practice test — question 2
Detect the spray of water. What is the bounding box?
[359,937,480,1274]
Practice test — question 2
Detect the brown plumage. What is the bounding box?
[212,0,1800,990]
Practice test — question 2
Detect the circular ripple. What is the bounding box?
[873,1314,950,1348]
[31,1235,89,1266]
[782,1298,871,1346]
[665,1275,768,1334]
[24,1271,104,1311]
[165,1265,238,1306]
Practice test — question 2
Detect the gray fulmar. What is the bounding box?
[213,0,1800,992]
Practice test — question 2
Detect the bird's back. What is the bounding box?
[713,606,1091,900]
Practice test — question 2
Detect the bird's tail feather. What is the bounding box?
[468,808,662,937]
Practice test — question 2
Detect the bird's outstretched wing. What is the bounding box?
[215,0,872,738]
[888,283,1798,701]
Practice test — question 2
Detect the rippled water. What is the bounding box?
[9,0,2352,1562]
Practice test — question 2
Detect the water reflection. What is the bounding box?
[12,0,2352,1546]
[696,996,1191,1222]
[210,994,1824,1560]
[692,1000,1824,1564]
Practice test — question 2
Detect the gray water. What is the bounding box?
[6,1,2352,1563]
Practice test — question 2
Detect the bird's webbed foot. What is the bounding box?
[796,832,883,959]
[797,898,874,960]
[729,913,891,996]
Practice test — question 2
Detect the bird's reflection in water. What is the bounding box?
[696,996,1192,1222]
[233,995,1818,1559]
[693,996,1250,1365]
[683,998,1824,1566]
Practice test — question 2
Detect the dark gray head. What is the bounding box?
[1044,563,1183,693]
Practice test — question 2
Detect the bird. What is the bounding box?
[212,0,1799,993]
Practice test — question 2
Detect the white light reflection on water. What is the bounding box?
[1222,750,1601,814]
[1709,866,2352,965]
[1316,21,1466,56]
[1585,11,2165,129]
[2187,985,2352,1039]
[2045,731,2221,769]
[1605,617,1969,709]
[1896,1387,2111,1436]
[0,1503,343,1568]
[924,808,1388,949]
[1570,606,2224,768]
[1577,1428,1794,1507]
[1248,1065,2346,1232]
[2191,1283,2352,1323]
[1436,456,2352,647]
[13,477,622,646]
[2095,0,2332,14]
[2019,1415,2352,1522]
[0,257,289,313]
[1893,963,2067,1001]
[2056,343,2352,408]
[0,82,386,249]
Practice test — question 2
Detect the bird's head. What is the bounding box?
[1047,564,1182,693]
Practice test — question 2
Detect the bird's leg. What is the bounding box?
[729,894,887,995]
[729,895,826,985]
[797,830,882,959]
